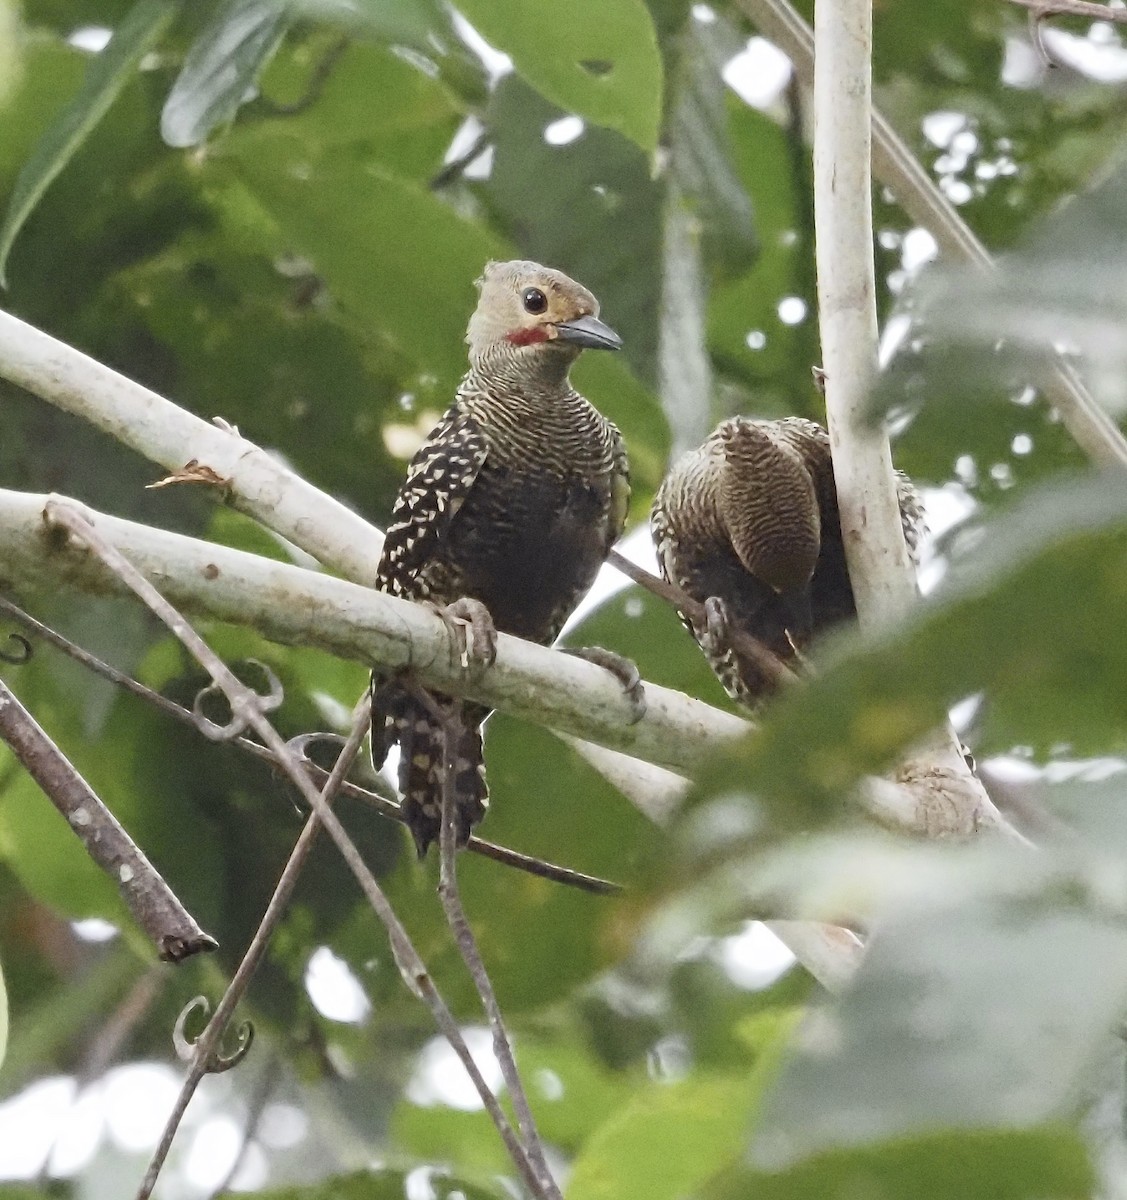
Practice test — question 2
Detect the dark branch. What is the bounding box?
[606,549,798,691]
[0,594,621,895]
[0,677,216,962]
[437,706,562,1200]
[254,35,350,117]
[430,127,493,190]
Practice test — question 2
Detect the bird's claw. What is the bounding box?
[429,597,498,674]
[564,645,647,724]
[700,596,733,660]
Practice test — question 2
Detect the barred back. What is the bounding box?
[652,416,923,708]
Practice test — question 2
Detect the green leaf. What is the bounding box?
[751,902,1127,1167]
[228,148,504,392]
[454,0,663,152]
[484,74,663,385]
[691,470,1127,835]
[296,0,456,52]
[0,0,178,283]
[568,1076,753,1200]
[718,1127,1095,1200]
[161,0,289,148]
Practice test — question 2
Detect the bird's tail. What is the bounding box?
[371,678,488,857]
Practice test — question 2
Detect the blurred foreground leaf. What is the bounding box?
[690,469,1127,841]
[752,902,1127,1167]
[716,1126,1095,1200]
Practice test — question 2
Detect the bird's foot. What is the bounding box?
[700,595,733,660]
[428,597,498,674]
[564,646,647,723]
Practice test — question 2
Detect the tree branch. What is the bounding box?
[0,676,216,961]
[809,0,1017,838]
[0,307,383,582]
[813,0,913,630]
[37,504,546,1200]
[734,0,1127,471]
[0,488,749,773]
[0,594,622,895]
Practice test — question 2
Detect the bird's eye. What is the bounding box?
[521,287,548,314]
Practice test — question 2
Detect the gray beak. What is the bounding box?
[554,314,622,351]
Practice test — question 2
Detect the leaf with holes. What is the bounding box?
[454,0,662,152]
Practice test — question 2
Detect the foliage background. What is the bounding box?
[3,0,1127,1196]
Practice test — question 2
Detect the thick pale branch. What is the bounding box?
[810,0,1013,833]
[813,0,914,629]
[0,307,384,582]
[0,488,748,773]
[736,0,1127,471]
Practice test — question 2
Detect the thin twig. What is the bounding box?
[254,35,350,117]
[78,965,166,1081]
[430,127,493,190]
[607,549,797,691]
[734,0,1127,471]
[0,676,216,962]
[135,698,373,1200]
[412,685,561,1200]
[41,503,542,1200]
[0,594,620,896]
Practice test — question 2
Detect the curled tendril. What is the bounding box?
[191,660,285,741]
[286,730,347,766]
[0,633,32,664]
[173,996,254,1074]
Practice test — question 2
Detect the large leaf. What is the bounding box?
[454,0,662,153]
[751,901,1127,1166]
[567,1076,755,1200]
[717,1127,1095,1200]
[160,0,289,148]
[228,147,504,392]
[566,1006,797,1200]
[0,0,178,283]
[687,469,1127,839]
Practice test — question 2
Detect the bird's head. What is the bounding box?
[465,260,622,374]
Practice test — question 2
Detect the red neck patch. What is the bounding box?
[506,326,550,347]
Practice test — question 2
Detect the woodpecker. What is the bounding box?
[651,416,922,707]
[372,260,629,856]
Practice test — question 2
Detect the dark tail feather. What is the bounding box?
[371,677,488,857]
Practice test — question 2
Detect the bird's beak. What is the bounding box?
[554,314,623,351]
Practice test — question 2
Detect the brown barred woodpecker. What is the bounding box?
[651,417,922,708]
[372,261,630,857]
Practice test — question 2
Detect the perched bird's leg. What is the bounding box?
[561,646,646,723]
[427,597,498,673]
[700,595,733,663]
